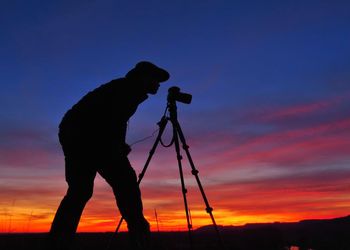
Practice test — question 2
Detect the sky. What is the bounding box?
[1,0,350,233]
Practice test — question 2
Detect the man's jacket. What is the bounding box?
[59,78,148,148]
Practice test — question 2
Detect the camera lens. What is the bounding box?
[167,86,192,104]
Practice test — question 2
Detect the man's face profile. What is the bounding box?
[139,76,160,95]
[147,80,160,95]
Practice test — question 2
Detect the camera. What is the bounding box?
[167,86,192,104]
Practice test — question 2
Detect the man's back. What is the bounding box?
[59,78,148,141]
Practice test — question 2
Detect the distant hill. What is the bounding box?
[196,215,350,249]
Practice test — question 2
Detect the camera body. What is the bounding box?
[167,86,192,104]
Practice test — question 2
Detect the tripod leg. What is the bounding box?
[137,116,169,185]
[106,116,169,250]
[173,120,226,249]
[172,124,194,250]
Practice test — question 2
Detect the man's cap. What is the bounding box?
[126,61,170,82]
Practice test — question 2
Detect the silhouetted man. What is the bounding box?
[49,61,170,250]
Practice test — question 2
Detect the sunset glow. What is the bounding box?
[2,94,350,232]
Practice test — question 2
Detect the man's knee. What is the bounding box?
[112,173,141,202]
[66,185,93,203]
[103,165,138,190]
[119,166,138,184]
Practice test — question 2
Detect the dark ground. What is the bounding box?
[1,232,224,250]
[1,216,349,250]
[0,231,283,250]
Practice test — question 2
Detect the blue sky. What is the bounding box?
[1,1,349,121]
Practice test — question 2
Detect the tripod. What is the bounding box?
[108,88,224,250]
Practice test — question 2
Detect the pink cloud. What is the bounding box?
[261,100,335,121]
[0,147,62,168]
[188,116,350,172]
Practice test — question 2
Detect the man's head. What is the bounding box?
[126,61,170,94]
